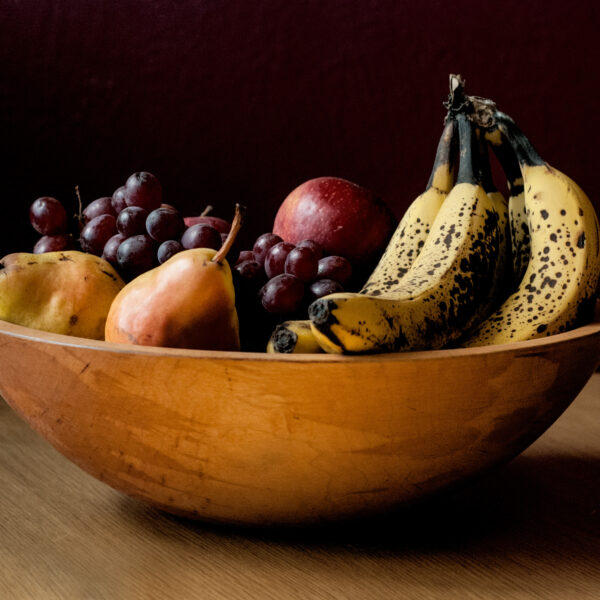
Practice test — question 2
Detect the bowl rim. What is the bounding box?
[0,301,599,364]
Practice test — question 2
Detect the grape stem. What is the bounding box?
[75,185,84,228]
[212,204,245,264]
[200,205,213,217]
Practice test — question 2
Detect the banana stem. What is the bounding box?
[477,129,497,194]
[494,112,545,168]
[487,129,523,192]
[445,74,470,116]
[455,113,480,186]
[426,117,457,191]
[444,77,544,179]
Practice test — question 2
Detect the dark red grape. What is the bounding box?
[259,274,304,314]
[264,242,295,279]
[181,224,222,250]
[117,206,149,237]
[317,255,353,285]
[123,171,162,211]
[146,208,184,242]
[157,240,183,264]
[33,234,76,254]
[234,260,264,281]
[102,233,127,266]
[112,186,128,213]
[29,197,68,235]
[252,233,283,265]
[285,246,318,282]
[296,239,323,260]
[308,278,344,300]
[83,196,116,224]
[117,234,156,278]
[236,250,255,265]
[80,214,117,256]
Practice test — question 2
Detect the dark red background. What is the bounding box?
[1,0,599,257]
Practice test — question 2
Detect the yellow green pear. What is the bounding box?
[0,250,125,339]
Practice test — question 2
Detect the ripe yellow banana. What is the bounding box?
[266,319,323,354]
[484,126,529,286]
[477,128,511,313]
[464,111,600,346]
[361,116,456,295]
[268,118,457,354]
[309,113,501,354]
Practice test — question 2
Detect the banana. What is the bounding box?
[268,118,457,354]
[477,128,511,312]
[308,113,501,354]
[360,116,457,295]
[266,319,324,354]
[484,126,529,286]
[464,111,600,346]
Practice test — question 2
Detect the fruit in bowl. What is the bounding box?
[0,251,124,339]
[105,206,244,351]
[273,176,396,271]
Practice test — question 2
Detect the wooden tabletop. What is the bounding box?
[1,375,599,600]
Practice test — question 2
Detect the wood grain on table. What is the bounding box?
[1,375,599,600]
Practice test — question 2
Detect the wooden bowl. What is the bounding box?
[1,304,599,526]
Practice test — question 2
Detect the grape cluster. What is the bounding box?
[232,233,354,350]
[29,172,233,281]
[234,233,352,314]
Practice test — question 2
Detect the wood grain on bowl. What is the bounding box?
[0,304,599,525]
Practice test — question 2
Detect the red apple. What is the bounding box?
[183,215,231,234]
[273,177,396,268]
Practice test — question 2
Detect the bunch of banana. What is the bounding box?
[266,115,458,353]
[307,113,501,354]
[463,110,600,346]
[268,77,600,355]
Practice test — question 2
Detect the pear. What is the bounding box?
[105,205,245,351]
[0,251,125,339]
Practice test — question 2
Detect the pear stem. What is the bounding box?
[212,204,246,264]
